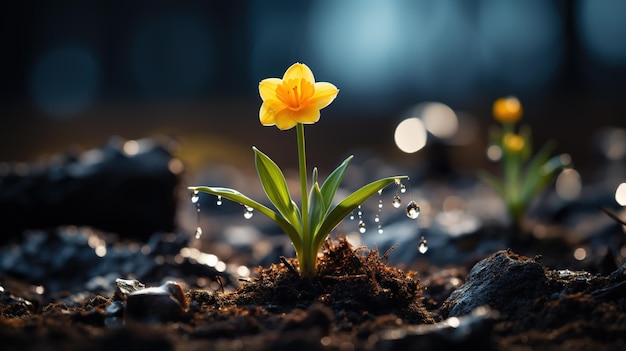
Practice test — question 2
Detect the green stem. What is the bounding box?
[296,123,312,276]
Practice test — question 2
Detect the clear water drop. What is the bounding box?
[358,220,366,233]
[394,179,401,186]
[377,224,383,234]
[191,191,199,204]
[216,195,222,206]
[406,200,420,220]
[243,206,254,219]
[400,184,407,193]
[349,213,355,220]
[378,189,383,195]
[378,200,383,209]
[374,214,380,223]
[418,236,428,254]
[195,226,203,239]
[392,195,401,208]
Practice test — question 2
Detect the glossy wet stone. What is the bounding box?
[124,281,188,323]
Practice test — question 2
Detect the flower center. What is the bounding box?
[275,79,314,111]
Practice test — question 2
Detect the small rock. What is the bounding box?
[441,250,547,318]
[125,281,188,323]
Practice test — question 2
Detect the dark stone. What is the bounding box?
[441,250,547,319]
[0,136,180,243]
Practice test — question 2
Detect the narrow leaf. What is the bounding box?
[253,147,302,230]
[308,182,325,240]
[320,155,353,214]
[188,186,302,252]
[519,141,557,203]
[312,176,408,254]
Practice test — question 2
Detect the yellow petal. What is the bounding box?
[283,63,315,85]
[259,100,281,126]
[294,106,321,124]
[308,82,339,110]
[274,110,299,130]
[259,78,282,102]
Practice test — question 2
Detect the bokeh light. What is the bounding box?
[30,47,100,118]
[394,117,427,154]
[419,102,459,139]
[615,183,626,206]
[555,168,582,201]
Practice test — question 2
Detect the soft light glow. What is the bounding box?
[574,247,587,261]
[487,145,503,161]
[395,117,427,153]
[555,169,582,201]
[578,0,626,66]
[615,183,626,206]
[421,102,458,139]
[123,140,140,156]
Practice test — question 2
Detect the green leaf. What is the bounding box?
[312,176,408,254]
[519,141,557,204]
[188,186,302,252]
[308,182,325,240]
[253,147,302,231]
[319,155,353,214]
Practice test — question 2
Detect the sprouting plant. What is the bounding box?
[478,96,571,229]
[188,63,408,277]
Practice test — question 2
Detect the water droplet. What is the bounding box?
[406,200,420,219]
[378,200,383,209]
[358,220,366,233]
[378,189,383,195]
[243,206,254,219]
[191,191,199,204]
[374,214,380,223]
[418,236,428,254]
[195,226,203,239]
[377,225,384,234]
[400,184,407,193]
[349,212,355,220]
[357,210,363,216]
[392,195,401,208]
[216,195,222,206]
[394,179,401,186]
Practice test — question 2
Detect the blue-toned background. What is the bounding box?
[1,0,625,175]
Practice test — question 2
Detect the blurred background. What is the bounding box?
[1,0,625,196]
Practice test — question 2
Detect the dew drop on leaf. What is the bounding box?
[392,195,401,208]
[216,195,222,206]
[243,206,254,219]
[418,236,428,254]
[358,220,366,233]
[406,200,420,220]
[191,191,199,204]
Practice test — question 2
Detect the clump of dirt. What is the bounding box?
[224,238,434,326]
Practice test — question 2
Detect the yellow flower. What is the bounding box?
[492,96,523,124]
[259,63,339,130]
[503,133,525,153]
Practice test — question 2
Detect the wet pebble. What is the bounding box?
[105,279,188,325]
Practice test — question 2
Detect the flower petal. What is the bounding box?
[259,100,283,126]
[259,78,282,102]
[283,63,315,85]
[309,82,339,110]
[274,110,299,130]
[294,106,321,124]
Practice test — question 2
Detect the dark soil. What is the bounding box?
[1,235,625,350]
